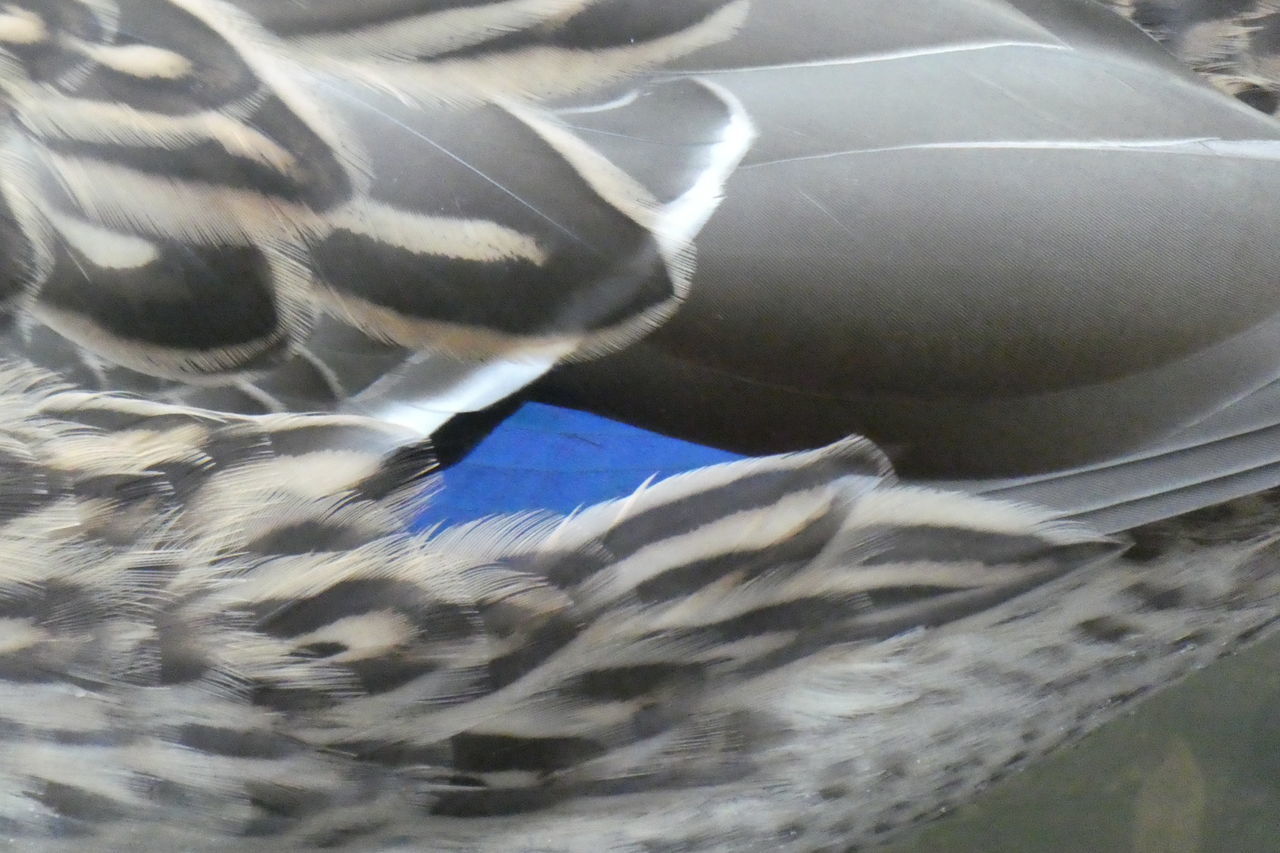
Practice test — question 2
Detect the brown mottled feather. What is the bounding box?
[0,362,1274,850]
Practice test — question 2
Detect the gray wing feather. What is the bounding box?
[950,377,1280,532]
[540,0,1280,503]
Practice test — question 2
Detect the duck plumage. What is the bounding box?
[6,0,1280,492]
[0,0,749,426]
[1105,0,1280,112]
[0,1,1278,850]
[0,365,1276,850]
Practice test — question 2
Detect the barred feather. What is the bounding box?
[6,0,1280,457]
[1105,0,1280,113]
[0,0,751,430]
[0,361,1274,850]
[0,5,1279,849]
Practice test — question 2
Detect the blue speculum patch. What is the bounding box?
[413,402,743,529]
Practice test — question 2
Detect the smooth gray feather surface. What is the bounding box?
[540,0,1280,527]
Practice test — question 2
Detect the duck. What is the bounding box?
[536,0,1280,529]
[6,0,1277,527]
[0,0,1277,850]
[1,364,1277,852]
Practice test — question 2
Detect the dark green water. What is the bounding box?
[886,632,1280,853]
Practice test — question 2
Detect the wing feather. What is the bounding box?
[0,359,1120,843]
[0,0,746,413]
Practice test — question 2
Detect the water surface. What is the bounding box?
[887,632,1280,853]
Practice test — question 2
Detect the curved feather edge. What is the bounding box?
[1,360,1278,851]
[950,377,1280,532]
[0,0,750,417]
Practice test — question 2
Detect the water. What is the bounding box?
[886,632,1280,853]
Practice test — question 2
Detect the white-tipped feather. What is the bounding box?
[0,360,1271,849]
[0,2,1278,850]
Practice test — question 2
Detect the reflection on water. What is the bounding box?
[885,632,1280,853]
